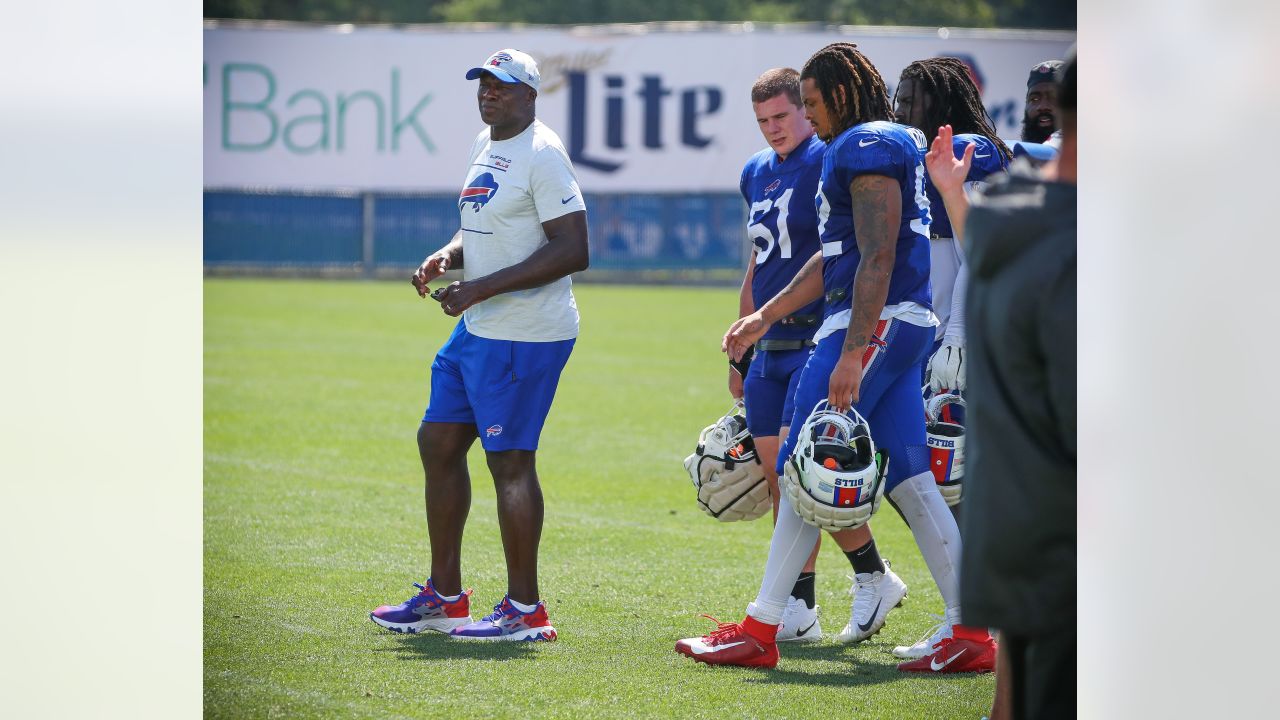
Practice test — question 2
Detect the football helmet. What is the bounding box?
[683,401,770,522]
[925,392,965,506]
[780,401,886,532]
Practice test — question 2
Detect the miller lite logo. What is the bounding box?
[460,172,500,212]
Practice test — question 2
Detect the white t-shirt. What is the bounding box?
[457,119,586,342]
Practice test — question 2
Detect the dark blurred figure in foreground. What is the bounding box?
[961,54,1077,720]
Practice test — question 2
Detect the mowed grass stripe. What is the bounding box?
[205,278,993,719]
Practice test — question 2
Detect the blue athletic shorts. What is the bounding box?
[777,318,933,493]
[743,347,810,438]
[423,320,575,452]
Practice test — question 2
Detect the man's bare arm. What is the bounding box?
[722,250,823,358]
[412,229,464,297]
[826,174,900,410]
[843,175,899,355]
[758,250,824,324]
[436,211,589,316]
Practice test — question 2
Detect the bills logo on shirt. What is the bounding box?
[460,172,500,212]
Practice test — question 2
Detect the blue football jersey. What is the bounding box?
[739,134,826,342]
[925,133,1009,239]
[815,121,932,317]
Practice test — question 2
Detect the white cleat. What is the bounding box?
[891,616,953,659]
[836,561,908,644]
[777,596,822,643]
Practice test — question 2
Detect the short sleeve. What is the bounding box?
[530,145,586,222]
[955,134,1008,179]
[838,131,909,187]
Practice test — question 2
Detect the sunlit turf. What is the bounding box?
[205,278,994,719]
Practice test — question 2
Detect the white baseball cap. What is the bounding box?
[465,49,540,92]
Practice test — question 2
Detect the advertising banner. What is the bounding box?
[205,24,1074,193]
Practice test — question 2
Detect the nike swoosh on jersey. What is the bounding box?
[856,599,883,632]
[560,196,574,204]
[858,137,879,147]
[794,621,818,637]
[688,640,745,655]
[930,649,965,671]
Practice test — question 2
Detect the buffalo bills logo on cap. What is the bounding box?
[459,172,500,212]
[488,52,513,68]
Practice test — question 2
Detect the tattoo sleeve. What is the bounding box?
[843,175,901,355]
[760,250,823,323]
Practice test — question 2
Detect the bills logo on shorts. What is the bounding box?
[460,172,500,212]
[486,424,504,437]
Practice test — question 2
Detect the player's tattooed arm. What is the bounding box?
[722,250,822,360]
[759,250,824,324]
[828,174,899,410]
[843,174,899,355]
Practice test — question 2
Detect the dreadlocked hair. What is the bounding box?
[898,57,1013,164]
[800,43,893,136]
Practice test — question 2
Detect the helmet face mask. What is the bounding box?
[683,402,771,522]
[781,401,886,532]
[925,392,965,506]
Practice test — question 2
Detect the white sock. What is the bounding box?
[508,597,539,613]
[888,471,963,618]
[747,493,821,625]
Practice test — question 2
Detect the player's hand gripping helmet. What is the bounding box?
[925,392,966,507]
[683,401,771,522]
[780,401,886,532]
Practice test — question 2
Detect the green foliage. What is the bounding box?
[205,0,1075,29]
[205,279,996,718]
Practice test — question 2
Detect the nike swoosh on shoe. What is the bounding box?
[689,640,745,655]
[856,599,883,632]
[930,650,965,671]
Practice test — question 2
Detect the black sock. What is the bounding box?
[790,572,816,609]
[845,539,886,576]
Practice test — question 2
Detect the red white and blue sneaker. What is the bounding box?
[449,596,557,642]
[674,615,779,668]
[369,580,474,634]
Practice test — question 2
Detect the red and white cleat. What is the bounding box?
[675,615,779,668]
[896,633,997,673]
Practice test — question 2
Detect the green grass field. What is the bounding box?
[205,278,994,719]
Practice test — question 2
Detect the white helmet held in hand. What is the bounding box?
[925,392,965,507]
[683,401,770,522]
[781,400,886,532]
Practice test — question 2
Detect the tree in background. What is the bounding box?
[204,0,1075,30]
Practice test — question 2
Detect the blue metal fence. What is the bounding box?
[204,190,749,277]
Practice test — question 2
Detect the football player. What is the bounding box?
[676,42,995,672]
[729,67,900,643]
[883,55,1013,663]
[1022,60,1063,144]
